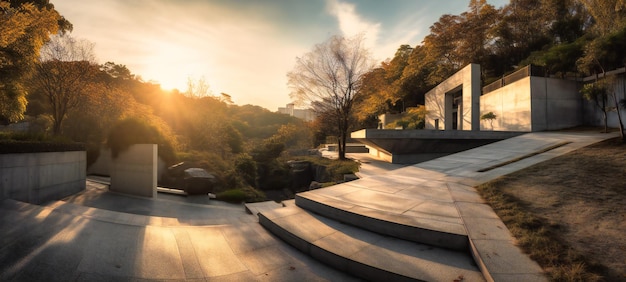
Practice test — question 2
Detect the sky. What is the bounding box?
[53,0,508,111]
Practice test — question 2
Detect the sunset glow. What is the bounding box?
[53,0,508,110]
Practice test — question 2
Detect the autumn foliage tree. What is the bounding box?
[30,34,99,135]
[0,0,70,122]
[358,0,626,127]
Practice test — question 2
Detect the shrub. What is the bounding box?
[106,117,176,164]
[0,131,83,154]
[216,186,266,203]
[235,153,257,187]
[291,155,359,182]
[385,106,427,129]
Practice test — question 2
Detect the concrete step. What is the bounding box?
[259,205,484,282]
[296,190,469,251]
[244,200,284,216]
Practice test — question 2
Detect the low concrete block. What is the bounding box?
[110,144,157,198]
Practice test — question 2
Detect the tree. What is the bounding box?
[235,153,257,187]
[185,76,212,98]
[30,34,98,135]
[106,117,177,165]
[0,1,69,122]
[480,111,497,130]
[581,79,610,133]
[287,35,373,160]
[493,0,553,71]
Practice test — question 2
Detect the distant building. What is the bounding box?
[277,103,316,122]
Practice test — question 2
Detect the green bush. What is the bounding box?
[216,186,266,203]
[176,150,252,192]
[106,117,176,164]
[216,189,247,203]
[292,155,359,182]
[385,106,427,129]
[0,131,83,154]
[235,153,257,187]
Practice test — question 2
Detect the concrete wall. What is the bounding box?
[0,151,86,204]
[530,77,581,131]
[582,73,626,128]
[480,77,533,131]
[425,64,481,130]
[88,147,166,181]
[479,76,581,131]
[110,144,157,198]
[378,113,403,129]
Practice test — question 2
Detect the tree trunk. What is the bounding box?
[602,110,608,133]
[611,92,625,142]
[338,132,347,160]
[53,118,63,135]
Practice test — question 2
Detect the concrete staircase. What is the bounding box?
[258,203,484,281]
[295,191,468,251]
[255,132,614,281]
[255,181,488,282]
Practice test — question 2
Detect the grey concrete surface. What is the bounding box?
[269,131,617,281]
[0,131,615,281]
[259,205,484,282]
[0,182,358,281]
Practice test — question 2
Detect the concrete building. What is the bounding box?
[424,64,482,131]
[354,64,626,163]
[277,103,316,122]
[425,64,593,132]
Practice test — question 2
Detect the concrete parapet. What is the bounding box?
[0,151,86,204]
[110,144,157,198]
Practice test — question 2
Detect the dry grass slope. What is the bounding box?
[476,137,626,281]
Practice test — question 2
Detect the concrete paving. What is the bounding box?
[260,131,617,281]
[0,182,359,281]
[0,131,616,281]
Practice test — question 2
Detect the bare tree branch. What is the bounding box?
[287,34,373,159]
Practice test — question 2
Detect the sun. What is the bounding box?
[140,41,207,92]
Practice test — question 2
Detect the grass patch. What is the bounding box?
[476,180,605,281]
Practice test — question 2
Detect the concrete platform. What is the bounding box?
[351,129,524,164]
[260,131,616,281]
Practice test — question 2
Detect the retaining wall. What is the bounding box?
[0,151,86,204]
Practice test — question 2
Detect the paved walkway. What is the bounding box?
[0,131,616,281]
[0,182,358,281]
[315,131,617,280]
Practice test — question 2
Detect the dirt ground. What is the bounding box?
[491,135,626,280]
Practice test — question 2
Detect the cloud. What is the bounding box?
[325,0,381,50]
[324,0,425,62]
